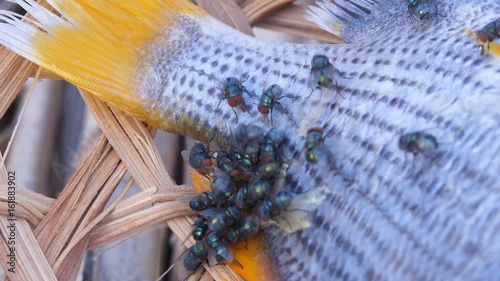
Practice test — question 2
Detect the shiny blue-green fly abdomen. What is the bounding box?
[183,241,208,271]
[192,217,208,241]
[398,131,438,156]
[412,2,431,21]
[309,55,337,88]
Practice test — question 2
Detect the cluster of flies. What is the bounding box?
[182,124,296,273]
[179,53,344,274]
[179,9,500,277]
[216,53,339,166]
[180,57,439,278]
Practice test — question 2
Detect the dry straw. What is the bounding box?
[0,0,341,280]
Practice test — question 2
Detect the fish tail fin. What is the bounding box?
[0,0,205,119]
[305,0,383,41]
[189,171,212,193]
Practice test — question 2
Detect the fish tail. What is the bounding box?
[0,0,205,120]
[305,0,383,41]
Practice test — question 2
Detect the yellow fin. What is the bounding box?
[189,171,212,193]
[0,0,205,119]
[228,234,281,281]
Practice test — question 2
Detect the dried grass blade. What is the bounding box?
[197,0,254,36]
[241,0,293,25]
[100,186,160,224]
[79,90,243,280]
[53,161,128,280]
[1,67,41,171]
[0,0,55,120]
[101,185,194,224]
[0,152,56,280]
[29,68,62,80]
[0,198,44,227]
[80,90,173,187]
[0,184,53,226]
[257,4,344,43]
[52,175,135,271]
[29,135,127,281]
[0,227,30,281]
[0,51,36,120]
[88,201,191,249]
[199,271,216,281]
[0,216,57,281]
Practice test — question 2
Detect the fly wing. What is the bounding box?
[201,207,224,217]
[207,248,218,267]
[181,149,190,166]
[215,243,244,269]
[307,68,322,89]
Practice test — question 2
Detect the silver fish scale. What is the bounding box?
[134,1,500,280]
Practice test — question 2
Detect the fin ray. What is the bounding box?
[305,0,386,39]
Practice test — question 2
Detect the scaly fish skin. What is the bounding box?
[134,1,500,280]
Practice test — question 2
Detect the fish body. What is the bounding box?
[1,0,500,280]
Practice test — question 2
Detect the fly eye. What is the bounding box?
[478,33,489,44]
[202,158,213,167]
[227,97,239,107]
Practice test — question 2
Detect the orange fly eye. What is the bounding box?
[202,158,213,167]
[258,105,269,115]
[308,127,324,134]
[230,169,240,177]
[261,157,275,163]
[243,172,252,180]
[228,98,239,107]
[233,96,244,105]
[478,32,489,44]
